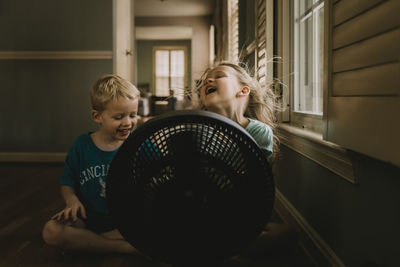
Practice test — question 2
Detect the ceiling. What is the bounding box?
[134,0,216,17]
[136,26,193,40]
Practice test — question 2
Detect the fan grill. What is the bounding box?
[107,111,274,264]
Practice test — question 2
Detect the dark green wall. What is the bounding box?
[136,40,191,94]
[274,146,400,266]
[0,0,112,51]
[0,0,113,152]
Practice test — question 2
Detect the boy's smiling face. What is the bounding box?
[94,97,139,142]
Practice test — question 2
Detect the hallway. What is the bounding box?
[1,0,399,265]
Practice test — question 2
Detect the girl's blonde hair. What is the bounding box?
[90,74,140,112]
[195,62,280,158]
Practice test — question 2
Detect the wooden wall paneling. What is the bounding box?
[333,0,400,49]
[332,62,400,96]
[333,0,384,26]
[326,0,400,167]
[333,28,400,72]
[327,96,400,167]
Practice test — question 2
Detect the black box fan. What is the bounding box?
[106,110,275,265]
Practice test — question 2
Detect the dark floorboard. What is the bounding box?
[0,163,313,267]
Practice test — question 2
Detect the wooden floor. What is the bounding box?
[0,163,313,267]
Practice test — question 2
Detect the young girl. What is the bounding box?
[195,62,290,260]
[195,62,279,159]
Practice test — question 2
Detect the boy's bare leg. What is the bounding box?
[100,229,125,240]
[42,219,137,254]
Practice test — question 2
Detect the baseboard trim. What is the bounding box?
[0,152,66,163]
[274,189,345,267]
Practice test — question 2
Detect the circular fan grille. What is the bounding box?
[106,110,275,264]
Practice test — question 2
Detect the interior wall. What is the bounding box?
[273,146,400,266]
[136,40,191,95]
[0,0,113,152]
[135,16,212,89]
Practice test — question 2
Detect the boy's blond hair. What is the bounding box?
[90,74,140,112]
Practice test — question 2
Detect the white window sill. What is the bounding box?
[277,123,356,184]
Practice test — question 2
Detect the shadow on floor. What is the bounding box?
[0,163,313,267]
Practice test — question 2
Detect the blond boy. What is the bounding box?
[42,74,140,253]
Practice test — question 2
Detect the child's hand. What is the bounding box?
[51,199,87,222]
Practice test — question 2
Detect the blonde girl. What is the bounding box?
[195,62,279,159]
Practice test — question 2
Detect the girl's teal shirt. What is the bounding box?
[245,118,274,156]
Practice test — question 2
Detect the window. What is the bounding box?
[283,0,327,127]
[275,0,355,183]
[293,0,324,115]
[153,47,186,100]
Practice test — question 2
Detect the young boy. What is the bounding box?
[42,74,140,254]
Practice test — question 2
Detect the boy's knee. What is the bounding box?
[42,220,65,246]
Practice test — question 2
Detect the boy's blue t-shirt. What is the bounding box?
[245,118,274,157]
[60,133,119,214]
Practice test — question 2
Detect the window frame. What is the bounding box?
[277,0,356,183]
[290,0,325,133]
[225,0,355,183]
[152,46,188,99]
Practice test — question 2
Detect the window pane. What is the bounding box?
[300,0,313,15]
[294,1,324,115]
[171,77,184,100]
[239,0,255,50]
[170,50,184,77]
[244,52,255,77]
[170,50,185,100]
[299,15,314,112]
[156,77,169,96]
[156,50,169,76]
[316,5,324,113]
[155,50,170,96]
